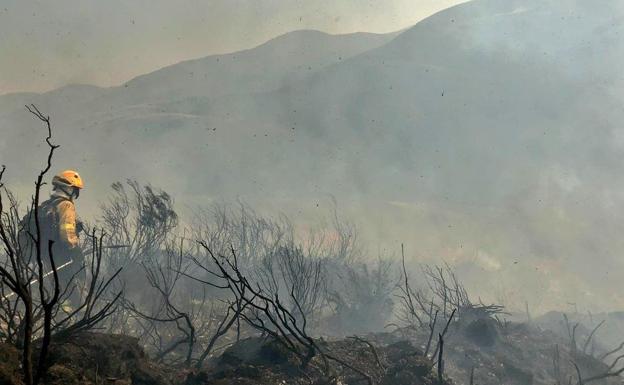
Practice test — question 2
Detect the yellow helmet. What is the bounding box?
[52,170,84,189]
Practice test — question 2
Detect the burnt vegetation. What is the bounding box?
[1,108,623,385]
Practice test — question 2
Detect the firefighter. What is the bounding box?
[48,169,84,260]
[35,170,85,292]
[14,170,85,308]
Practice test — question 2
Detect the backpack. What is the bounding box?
[19,196,65,253]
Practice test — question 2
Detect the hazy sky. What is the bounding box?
[0,0,468,95]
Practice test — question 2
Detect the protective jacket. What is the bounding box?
[50,192,80,250]
[45,190,81,263]
[21,189,81,268]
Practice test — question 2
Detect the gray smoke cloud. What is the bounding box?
[1,0,623,316]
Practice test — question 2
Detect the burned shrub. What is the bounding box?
[100,180,178,265]
[463,318,499,347]
[326,258,396,335]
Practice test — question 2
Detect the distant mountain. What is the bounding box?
[0,29,397,198]
[121,30,396,101]
[2,0,624,313]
